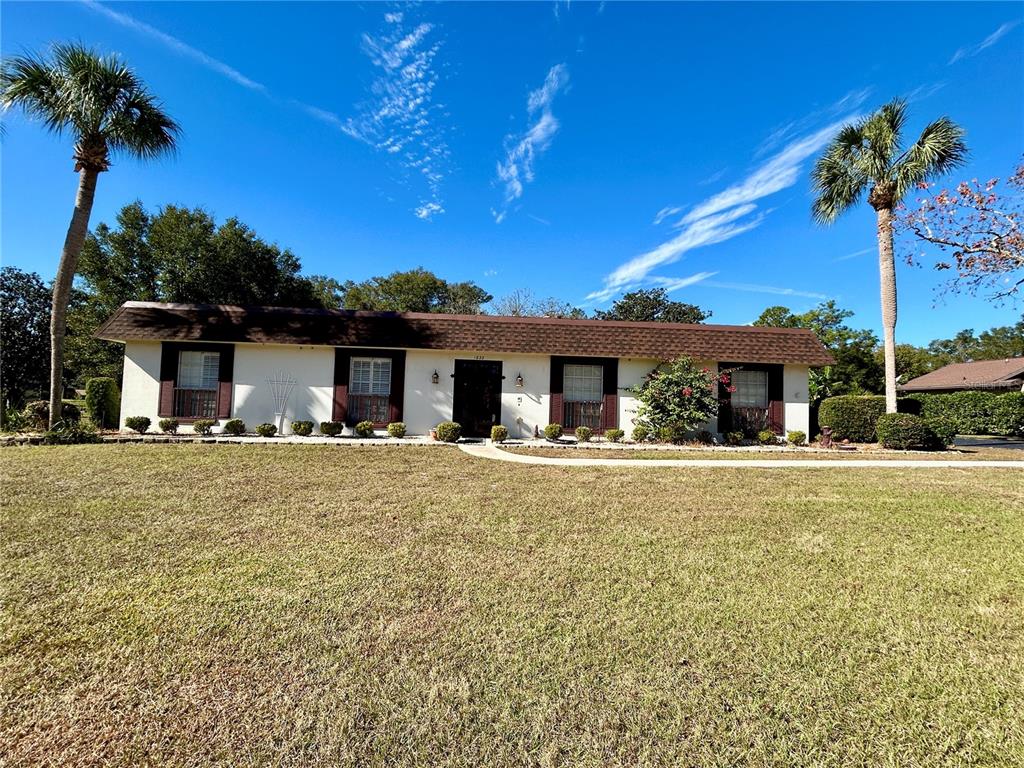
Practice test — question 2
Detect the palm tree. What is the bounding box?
[811,99,966,413]
[1,44,179,427]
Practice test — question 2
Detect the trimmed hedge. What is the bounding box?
[84,377,120,429]
[386,422,407,438]
[435,421,462,443]
[605,428,624,443]
[818,396,920,443]
[223,419,246,436]
[291,420,314,436]
[320,421,344,437]
[908,391,1024,437]
[124,416,151,434]
[876,413,937,451]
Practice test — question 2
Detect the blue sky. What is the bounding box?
[3,1,1022,344]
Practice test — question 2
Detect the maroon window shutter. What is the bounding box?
[158,343,178,417]
[333,349,350,423]
[601,361,618,431]
[388,351,405,424]
[767,365,784,434]
[549,357,564,426]
[216,345,235,419]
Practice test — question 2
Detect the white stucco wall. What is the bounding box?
[119,341,162,429]
[117,340,813,440]
[782,364,810,440]
[232,344,335,434]
[403,350,550,437]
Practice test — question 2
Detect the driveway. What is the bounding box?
[955,435,1024,451]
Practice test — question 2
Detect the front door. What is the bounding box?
[452,359,503,438]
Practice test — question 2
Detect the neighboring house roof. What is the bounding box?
[899,358,1024,392]
[95,302,835,366]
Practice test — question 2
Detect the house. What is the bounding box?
[96,302,833,438]
[899,358,1024,394]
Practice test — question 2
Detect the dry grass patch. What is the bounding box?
[504,445,1024,461]
[2,445,1023,767]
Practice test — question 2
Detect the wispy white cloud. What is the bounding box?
[949,20,1020,64]
[81,0,266,91]
[649,272,718,292]
[702,281,829,300]
[833,246,874,263]
[698,168,728,186]
[588,97,866,303]
[345,11,450,220]
[493,64,569,223]
[754,87,872,158]
[905,81,946,103]
[528,214,552,226]
[82,0,352,133]
[652,206,683,225]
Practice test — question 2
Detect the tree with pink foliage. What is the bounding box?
[899,164,1024,301]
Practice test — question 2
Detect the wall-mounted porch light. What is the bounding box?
[431,370,440,385]
[515,372,524,387]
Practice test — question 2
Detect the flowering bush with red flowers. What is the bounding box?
[632,357,731,436]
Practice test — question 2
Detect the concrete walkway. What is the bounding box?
[459,442,1024,469]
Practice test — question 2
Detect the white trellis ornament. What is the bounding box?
[266,370,297,433]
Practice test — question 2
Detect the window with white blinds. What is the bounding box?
[177,351,220,389]
[731,369,768,408]
[564,364,603,402]
[350,358,392,396]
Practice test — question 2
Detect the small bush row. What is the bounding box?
[876,413,953,451]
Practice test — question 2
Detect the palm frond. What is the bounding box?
[1,42,178,165]
[811,123,870,224]
[860,98,906,180]
[892,116,968,200]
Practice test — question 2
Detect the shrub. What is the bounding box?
[605,428,624,443]
[876,413,936,450]
[320,421,344,437]
[1,407,28,432]
[909,390,1024,437]
[387,422,407,438]
[544,423,563,440]
[435,421,462,442]
[490,425,509,443]
[631,424,651,442]
[354,420,375,438]
[223,419,246,436]
[757,429,778,445]
[632,357,729,436]
[725,431,744,446]
[255,423,278,437]
[656,424,686,444]
[787,430,807,446]
[924,416,956,449]
[291,420,314,436]
[695,429,714,445]
[42,420,100,445]
[84,377,120,429]
[23,400,80,430]
[192,419,215,436]
[574,425,593,443]
[818,395,920,443]
[124,416,151,434]
[159,418,179,434]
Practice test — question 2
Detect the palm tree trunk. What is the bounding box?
[48,168,99,428]
[876,205,898,414]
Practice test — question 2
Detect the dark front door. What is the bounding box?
[453,359,503,437]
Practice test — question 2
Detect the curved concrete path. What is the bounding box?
[459,442,1024,469]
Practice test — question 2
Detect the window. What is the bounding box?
[731,369,768,408]
[175,350,220,418]
[564,364,603,402]
[563,363,603,430]
[349,357,391,423]
[178,351,219,389]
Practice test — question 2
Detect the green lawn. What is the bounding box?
[503,445,1024,461]
[3,445,1023,767]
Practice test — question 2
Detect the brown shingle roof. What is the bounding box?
[95,302,835,365]
[899,358,1024,392]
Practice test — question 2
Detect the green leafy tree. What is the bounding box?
[632,357,729,434]
[1,44,180,426]
[753,301,883,402]
[340,268,492,313]
[66,201,337,384]
[812,99,967,413]
[885,343,940,384]
[926,317,1024,364]
[0,267,51,407]
[595,288,710,324]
